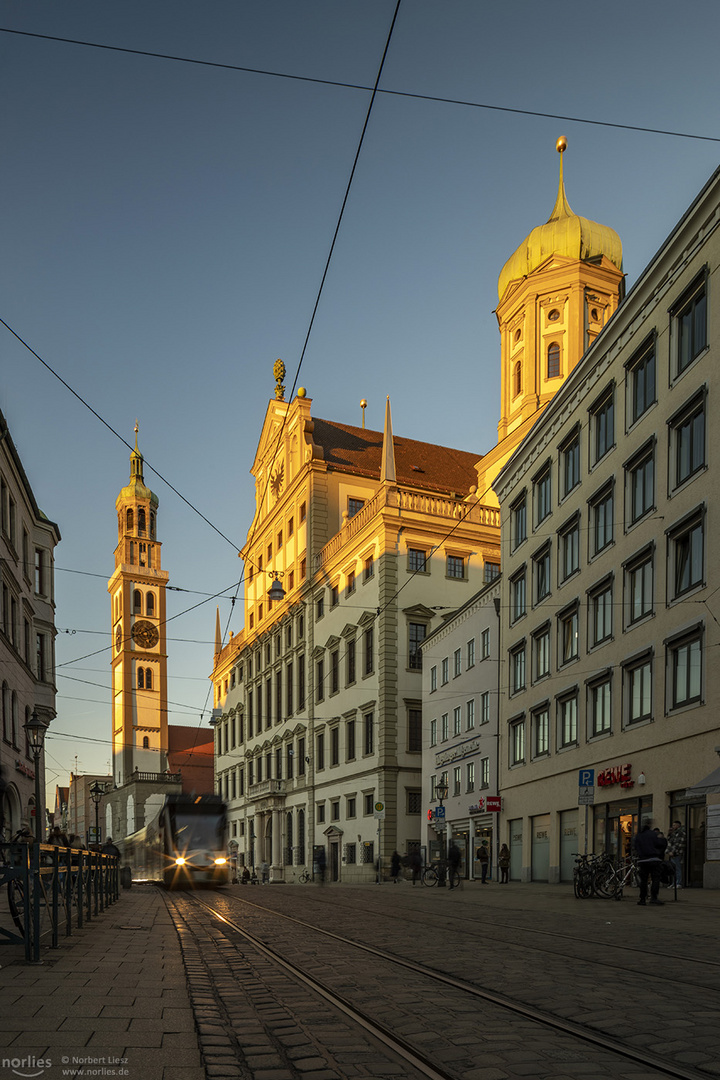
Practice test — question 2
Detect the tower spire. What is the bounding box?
[214,606,222,656]
[380,396,396,484]
[547,136,573,222]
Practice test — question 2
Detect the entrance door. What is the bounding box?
[531,814,550,881]
[559,810,578,881]
[330,840,340,882]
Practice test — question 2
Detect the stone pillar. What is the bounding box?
[271,807,283,882]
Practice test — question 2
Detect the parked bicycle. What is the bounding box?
[572,852,614,898]
[422,860,461,888]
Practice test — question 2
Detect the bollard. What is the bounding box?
[120,865,132,889]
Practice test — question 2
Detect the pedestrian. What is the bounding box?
[102,836,120,858]
[390,850,401,884]
[447,842,461,889]
[498,844,510,884]
[48,825,69,847]
[68,834,86,850]
[408,848,422,886]
[261,861,269,884]
[477,842,490,883]
[241,866,251,884]
[633,823,667,906]
[667,820,685,888]
[316,847,326,884]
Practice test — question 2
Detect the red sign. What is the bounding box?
[486,796,501,812]
[597,763,634,789]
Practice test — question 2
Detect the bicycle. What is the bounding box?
[594,856,640,900]
[297,868,311,884]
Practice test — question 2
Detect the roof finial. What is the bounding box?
[273,359,286,401]
[134,420,139,452]
[548,136,573,223]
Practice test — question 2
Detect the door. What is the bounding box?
[531,814,550,881]
[559,810,578,881]
[330,840,340,882]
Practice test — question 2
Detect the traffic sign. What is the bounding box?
[578,787,595,805]
[579,769,595,787]
[373,801,385,820]
[435,805,446,820]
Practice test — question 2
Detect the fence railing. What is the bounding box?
[0,842,120,963]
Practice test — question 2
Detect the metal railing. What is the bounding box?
[0,842,120,963]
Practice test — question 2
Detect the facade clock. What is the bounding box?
[131,620,159,649]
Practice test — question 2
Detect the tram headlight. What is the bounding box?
[214,857,227,865]
[175,857,186,866]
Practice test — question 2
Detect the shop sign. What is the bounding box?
[15,759,35,780]
[437,738,481,767]
[597,763,634,789]
[469,796,501,814]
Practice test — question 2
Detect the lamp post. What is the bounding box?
[435,778,449,887]
[89,781,105,849]
[24,710,48,842]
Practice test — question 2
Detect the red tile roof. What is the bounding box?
[311,418,481,496]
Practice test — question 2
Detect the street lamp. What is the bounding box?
[435,778,449,887]
[89,781,105,849]
[267,572,285,603]
[24,710,48,842]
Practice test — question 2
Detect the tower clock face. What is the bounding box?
[131,620,159,649]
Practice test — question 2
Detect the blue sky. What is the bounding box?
[1,0,719,795]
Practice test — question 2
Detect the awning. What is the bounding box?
[684,764,720,797]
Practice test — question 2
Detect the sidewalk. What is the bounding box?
[0,887,201,1080]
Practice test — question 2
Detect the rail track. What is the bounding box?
[164,887,718,1080]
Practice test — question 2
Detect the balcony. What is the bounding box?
[248,779,285,801]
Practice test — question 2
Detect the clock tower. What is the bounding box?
[108,426,169,787]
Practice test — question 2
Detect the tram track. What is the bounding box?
[170,888,717,1080]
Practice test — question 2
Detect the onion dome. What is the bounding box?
[117,422,159,507]
[498,137,623,301]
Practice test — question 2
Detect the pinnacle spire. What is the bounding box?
[547,136,573,222]
[380,396,396,485]
[214,607,222,656]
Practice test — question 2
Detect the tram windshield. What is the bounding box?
[174,813,222,852]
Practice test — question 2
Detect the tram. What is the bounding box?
[123,794,229,889]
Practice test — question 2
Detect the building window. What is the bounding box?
[453,706,462,736]
[671,394,705,489]
[481,629,490,659]
[331,584,339,607]
[513,360,522,398]
[467,639,475,668]
[589,677,612,737]
[560,430,580,498]
[589,578,613,647]
[364,626,374,675]
[481,757,490,788]
[346,497,364,519]
[627,443,654,525]
[409,623,427,670]
[510,718,525,766]
[532,706,550,758]
[511,495,527,551]
[669,630,702,709]
[408,708,422,753]
[466,762,475,792]
[533,544,551,604]
[590,388,614,465]
[590,483,613,557]
[347,570,356,595]
[364,712,374,755]
[34,549,44,595]
[430,665,437,692]
[510,643,526,695]
[484,562,500,583]
[447,554,465,580]
[481,692,490,724]
[407,790,422,815]
[346,719,356,760]
[317,804,325,824]
[346,638,356,685]
[559,516,580,582]
[547,342,561,379]
[510,569,526,623]
[441,713,449,741]
[466,699,475,729]
[299,502,307,522]
[347,797,356,819]
[625,654,652,725]
[453,766,462,797]
[453,648,461,677]
[316,732,325,770]
[408,548,428,573]
[441,658,449,684]
[558,694,578,748]
[316,659,324,703]
[628,339,656,424]
[534,466,552,526]
[533,626,550,682]
[316,595,324,620]
[430,718,437,746]
[558,605,579,665]
[625,547,654,625]
[364,556,374,581]
[288,516,294,536]
[330,727,340,767]
[674,274,707,376]
[669,511,704,599]
[330,650,339,694]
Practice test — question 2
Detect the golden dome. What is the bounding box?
[498,140,622,301]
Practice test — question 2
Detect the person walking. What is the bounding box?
[477,842,490,883]
[390,850,401,884]
[666,820,685,888]
[101,836,120,858]
[633,823,667,906]
[316,847,326,884]
[447,842,462,889]
[498,844,510,884]
[408,848,422,886]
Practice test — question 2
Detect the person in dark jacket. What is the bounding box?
[633,823,667,906]
[390,850,401,884]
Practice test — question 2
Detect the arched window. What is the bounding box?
[137,667,144,689]
[138,508,146,536]
[142,736,150,749]
[145,668,153,691]
[2,682,9,742]
[513,361,522,398]
[126,508,134,532]
[133,590,142,614]
[149,511,156,538]
[547,342,561,379]
[146,593,155,617]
